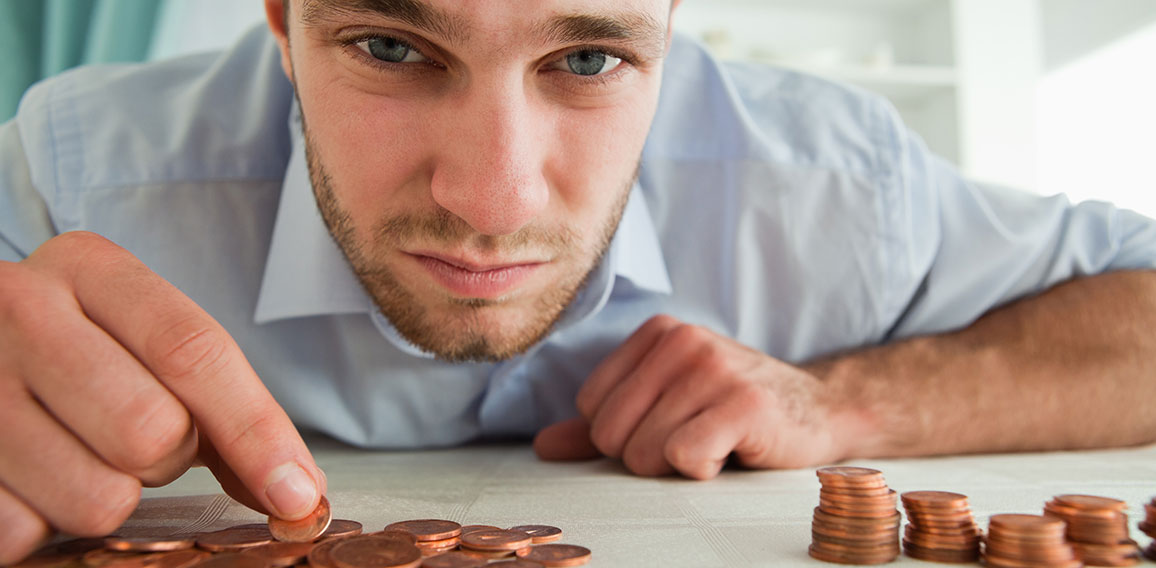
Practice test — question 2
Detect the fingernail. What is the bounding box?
[264,463,317,519]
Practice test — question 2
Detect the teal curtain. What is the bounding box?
[0,0,162,122]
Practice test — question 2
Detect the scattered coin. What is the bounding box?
[418,551,488,568]
[507,526,562,544]
[103,536,196,552]
[241,541,317,567]
[515,544,591,567]
[269,495,333,543]
[323,520,365,539]
[330,534,422,568]
[196,525,275,552]
[384,520,463,542]
[459,529,532,552]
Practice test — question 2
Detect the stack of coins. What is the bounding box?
[809,466,901,565]
[900,491,982,563]
[1135,497,1155,561]
[983,513,1082,568]
[1043,494,1141,566]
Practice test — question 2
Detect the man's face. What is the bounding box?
[274,0,671,361]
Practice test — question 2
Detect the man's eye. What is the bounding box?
[562,50,623,76]
[356,37,429,64]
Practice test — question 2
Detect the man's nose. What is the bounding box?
[429,81,550,237]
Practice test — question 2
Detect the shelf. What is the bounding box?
[764,62,958,103]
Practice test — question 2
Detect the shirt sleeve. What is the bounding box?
[879,107,1156,340]
[0,118,56,262]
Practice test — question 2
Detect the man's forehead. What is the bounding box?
[298,0,669,57]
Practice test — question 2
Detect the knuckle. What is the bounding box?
[114,398,195,476]
[60,475,140,536]
[587,420,623,459]
[146,315,232,383]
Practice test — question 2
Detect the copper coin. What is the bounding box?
[196,526,275,552]
[459,548,520,560]
[807,544,897,565]
[816,467,886,487]
[1055,495,1128,512]
[418,551,488,568]
[269,495,333,543]
[384,521,462,542]
[458,526,499,536]
[460,530,532,552]
[507,526,562,544]
[82,549,165,567]
[901,491,969,509]
[820,485,893,497]
[323,520,364,540]
[488,561,545,568]
[330,535,422,568]
[104,536,195,552]
[307,535,349,568]
[189,553,270,568]
[242,542,317,567]
[515,544,591,567]
[989,514,1067,537]
[367,531,420,546]
[146,549,211,568]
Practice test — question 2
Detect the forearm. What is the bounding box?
[810,270,1156,460]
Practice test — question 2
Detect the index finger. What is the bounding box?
[27,233,323,520]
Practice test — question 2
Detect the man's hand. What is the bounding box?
[0,232,324,563]
[534,315,860,479]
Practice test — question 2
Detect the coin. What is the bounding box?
[384,520,462,542]
[308,536,350,568]
[515,544,591,567]
[241,541,316,567]
[488,561,546,568]
[330,535,422,568]
[323,520,365,540]
[460,529,532,552]
[418,551,488,568]
[196,526,275,552]
[269,495,333,543]
[507,526,562,544]
[811,468,900,565]
[190,553,270,568]
[103,536,195,552]
[146,549,211,568]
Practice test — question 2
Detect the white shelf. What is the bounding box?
[761,62,958,104]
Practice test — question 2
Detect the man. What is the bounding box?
[2,0,1155,561]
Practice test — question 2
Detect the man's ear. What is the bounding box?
[265,0,294,81]
[667,0,682,54]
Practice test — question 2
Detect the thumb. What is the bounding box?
[533,418,602,461]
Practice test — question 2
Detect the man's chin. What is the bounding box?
[386,302,561,363]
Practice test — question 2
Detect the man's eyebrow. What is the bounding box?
[540,12,668,59]
[300,0,469,43]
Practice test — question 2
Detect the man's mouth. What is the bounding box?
[409,252,545,300]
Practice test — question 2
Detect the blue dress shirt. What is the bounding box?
[3,26,1155,448]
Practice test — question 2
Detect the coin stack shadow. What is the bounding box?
[1043,494,1141,566]
[809,466,901,565]
[983,514,1081,568]
[899,491,981,563]
[1137,496,1155,561]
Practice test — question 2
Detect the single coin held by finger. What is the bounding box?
[268,495,333,542]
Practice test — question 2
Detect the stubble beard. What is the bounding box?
[301,127,634,363]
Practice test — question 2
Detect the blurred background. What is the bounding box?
[1,0,1154,216]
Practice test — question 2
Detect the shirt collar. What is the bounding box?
[254,106,672,344]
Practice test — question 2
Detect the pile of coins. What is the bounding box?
[983,513,1081,568]
[17,497,592,568]
[1139,497,1156,561]
[809,466,901,565]
[1043,494,1140,566]
[899,491,981,563]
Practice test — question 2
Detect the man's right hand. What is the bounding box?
[0,232,325,563]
